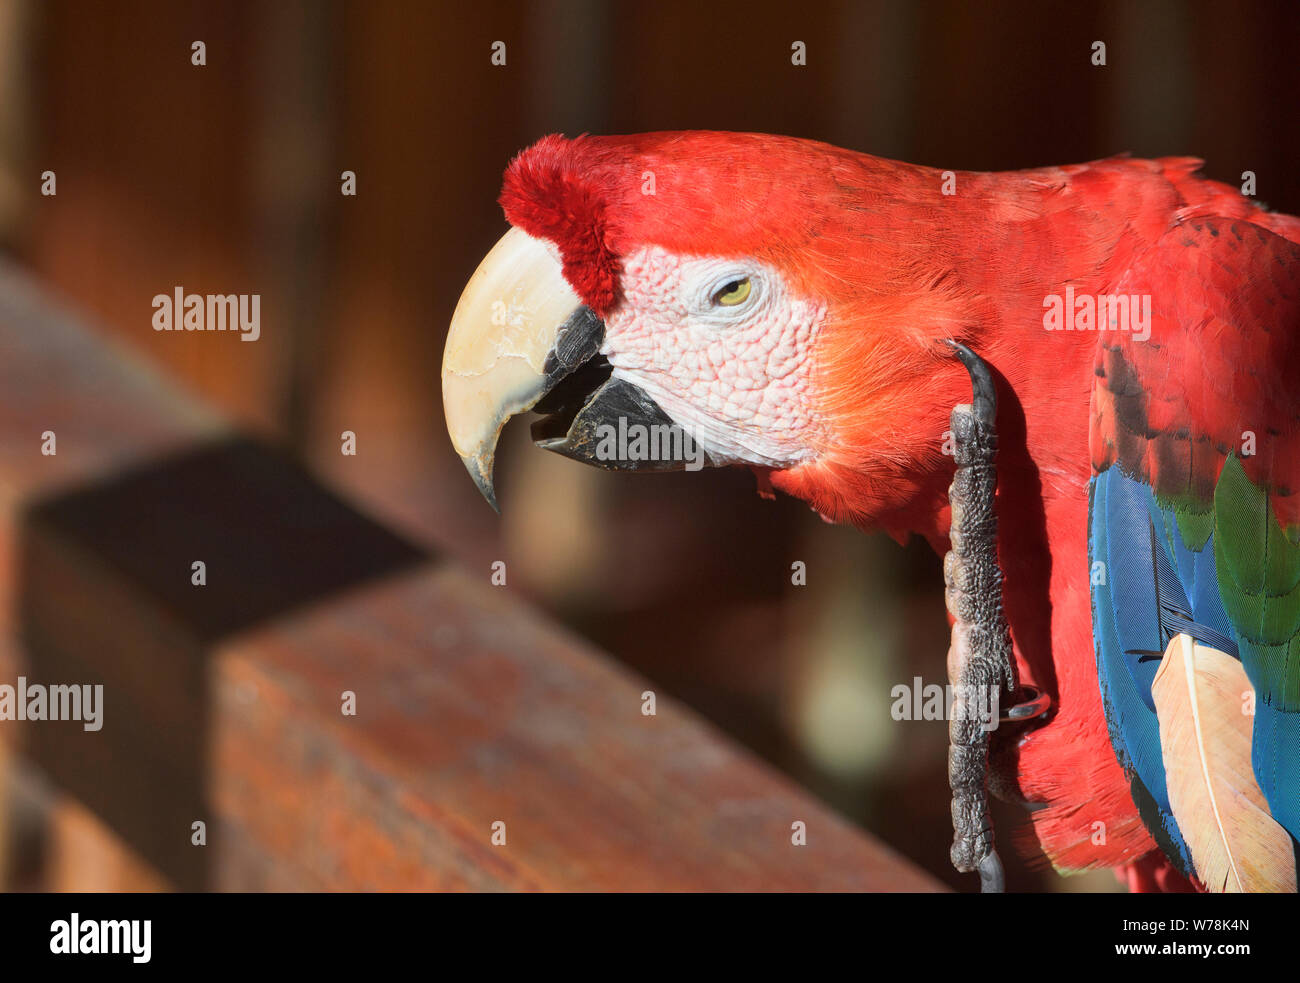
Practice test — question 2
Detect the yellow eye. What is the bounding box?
[713,277,752,307]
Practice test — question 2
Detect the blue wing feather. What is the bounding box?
[1087,467,1249,873]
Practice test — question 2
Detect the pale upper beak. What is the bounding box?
[442,226,712,511]
[441,227,588,510]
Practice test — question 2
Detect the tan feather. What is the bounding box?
[1152,633,1297,892]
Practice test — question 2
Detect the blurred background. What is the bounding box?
[0,0,1296,892]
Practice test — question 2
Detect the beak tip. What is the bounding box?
[462,454,501,514]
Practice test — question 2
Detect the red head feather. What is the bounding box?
[499,134,623,315]
[498,131,941,319]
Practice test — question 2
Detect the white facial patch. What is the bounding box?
[600,245,826,468]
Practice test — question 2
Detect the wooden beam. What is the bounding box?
[0,262,941,891]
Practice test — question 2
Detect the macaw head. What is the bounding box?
[442,131,991,539]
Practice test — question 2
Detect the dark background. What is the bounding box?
[2,0,1296,891]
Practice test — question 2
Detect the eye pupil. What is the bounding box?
[713,277,752,307]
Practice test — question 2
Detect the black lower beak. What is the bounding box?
[532,307,716,472]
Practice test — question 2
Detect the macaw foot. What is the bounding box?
[942,341,1050,893]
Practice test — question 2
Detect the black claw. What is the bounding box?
[1003,685,1052,722]
[978,851,1006,893]
[946,340,997,425]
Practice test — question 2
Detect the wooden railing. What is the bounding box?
[0,263,941,891]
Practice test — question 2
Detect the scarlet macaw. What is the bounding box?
[441,131,1300,891]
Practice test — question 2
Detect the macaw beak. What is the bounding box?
[442,227,710,511]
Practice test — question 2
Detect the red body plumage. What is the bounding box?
[499,132,1300,881]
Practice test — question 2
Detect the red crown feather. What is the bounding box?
[499,134,621,316]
